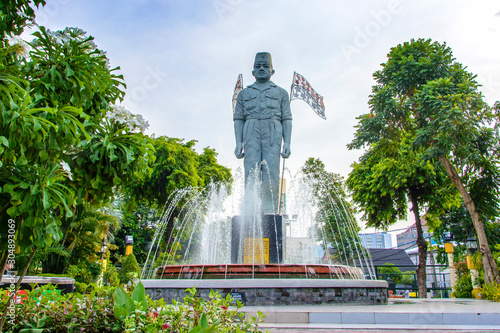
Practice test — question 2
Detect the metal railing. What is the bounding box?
[374,264,452,298]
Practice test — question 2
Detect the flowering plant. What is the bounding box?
[116,284,267,333]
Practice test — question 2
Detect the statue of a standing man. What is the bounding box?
[234,52,292,214]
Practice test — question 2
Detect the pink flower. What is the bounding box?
[149,311,159,319]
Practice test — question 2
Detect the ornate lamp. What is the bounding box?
[125,235,134,255]
[125,235,134,246]
[465,232,478,254]
[443,231,453,242]
[100,237,107,259]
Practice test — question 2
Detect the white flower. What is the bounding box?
[106,105,149,132]
[5,34,31,59]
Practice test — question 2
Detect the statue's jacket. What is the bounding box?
[233,81,292,148]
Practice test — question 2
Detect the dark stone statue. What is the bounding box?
[233,52,292,214]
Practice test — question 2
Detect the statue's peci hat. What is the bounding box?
[254,52,273,67]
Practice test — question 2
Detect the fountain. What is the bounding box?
[142,52,387,305]
[141,169,388,305]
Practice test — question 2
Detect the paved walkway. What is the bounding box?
[243,298,500,331]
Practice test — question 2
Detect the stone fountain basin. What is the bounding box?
[155,263,366,279]
[143,276,388,305]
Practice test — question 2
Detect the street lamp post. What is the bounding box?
[98,237,108,286]
[443,231,456,297]
[125,235,134,256]
[465,232,481,299]
[100,237,108,260]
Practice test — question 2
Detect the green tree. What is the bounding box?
[301,158,368,270]
[0,4,155,328]
[378,263,415,285]
[123,136,231,259]
[198,147,232,186]
[0,0,46,37]
[348,133,458,297]
[114,203,156,264]
[432,204,500,269]
[118,252,141,285]
[349,38,500,285]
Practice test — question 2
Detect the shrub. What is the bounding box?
[118,253,141,285]
[1,282,268,332]
[114,283,267,332]
[377,263,415,285]
[104,263,120,287]
[454,271,473,298]
[67,261,102,285]
[480,282,500,301]
[2,283,118,332]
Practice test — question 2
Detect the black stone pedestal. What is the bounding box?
[231,214,283,264]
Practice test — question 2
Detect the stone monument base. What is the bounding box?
[231,214,283,264]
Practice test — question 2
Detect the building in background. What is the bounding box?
[359,232,392,249]
[396,221,450,297]
[396,221,432,249]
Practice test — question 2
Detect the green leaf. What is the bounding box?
[113,286,134,320]
[6,205,17,217]
[65,64,75,77]
[188,314,217,333]
[18,154,28,165]
[34,92,45,102]
[0,136,9,147]
[4,183,19,193]
[45,219,61,243]
[131,281,148,310]
[200,313,209,329]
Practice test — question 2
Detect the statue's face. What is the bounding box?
[252,61,274,82]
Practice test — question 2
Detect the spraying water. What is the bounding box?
[141,167,375,280]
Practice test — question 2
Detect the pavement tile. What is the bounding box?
[478,313,500,325]
[341,312,375,324]
[277,312,309,323]
[309,312,342,324]
[374,312,409,324]
[408,312,443,325]
[443,312,479,325]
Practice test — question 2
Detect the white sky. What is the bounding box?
[31,0,500,235]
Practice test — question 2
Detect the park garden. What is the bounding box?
[0,1,500,332]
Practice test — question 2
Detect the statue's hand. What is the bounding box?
[234,144,244,159]
[281,143,291,159]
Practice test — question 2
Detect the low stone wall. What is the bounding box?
[0,276,75,294]
[143,279,388,305]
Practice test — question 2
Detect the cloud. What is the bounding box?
[33,0,500,182]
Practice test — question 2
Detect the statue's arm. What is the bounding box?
[281,120,292,158]
[234,120,244,158]
[281,88,292,158]
[234,92,245,159]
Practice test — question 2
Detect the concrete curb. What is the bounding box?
[244,298,500,329]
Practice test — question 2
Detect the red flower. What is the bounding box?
[163,323,171,330]
[221,305,228,310]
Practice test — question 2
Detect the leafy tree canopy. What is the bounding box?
[301,158,366,268]
[348,38,499,284]
[0,5,153,268]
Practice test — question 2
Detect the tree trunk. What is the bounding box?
[439,156,500,285]
[0,246,37,331]
[409,187,428,298]
[428,234,438,296]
